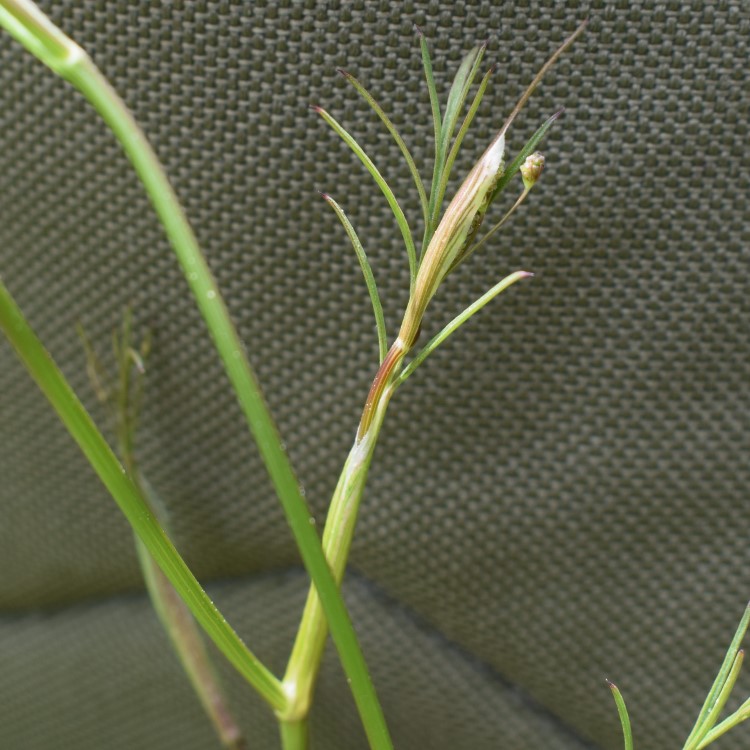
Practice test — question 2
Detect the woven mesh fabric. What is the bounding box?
[1,1,749,748]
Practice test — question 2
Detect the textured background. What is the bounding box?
[1,1,749,748]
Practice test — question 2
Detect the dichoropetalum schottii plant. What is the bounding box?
[1,3,749,749]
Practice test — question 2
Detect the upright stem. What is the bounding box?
[281,379,395,727]
[279,718,309,750]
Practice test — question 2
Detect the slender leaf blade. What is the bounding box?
[440,43,485,162]
[315,105,417,293]
[608,681,634,750]
[323,193,388,363]
[435,63,494,223]
[339,67,428,225]
[684,604,750,749]
[396,270,531,386]
[697,697,750,749]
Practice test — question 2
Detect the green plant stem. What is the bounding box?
[279,717,309,750]
[0,5,392,746]
[0,278,286,712]
[282,390,392,724]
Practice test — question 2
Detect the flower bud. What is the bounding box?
[520,151,545,190]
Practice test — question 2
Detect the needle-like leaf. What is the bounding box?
[691,649,745,748]
[323,193,388,363]
[440,43,486,168]
[395,270,531,387]
[426,43,486,236]
[697,697,750,749]
[338,68,428,226]
[684,603,750,750]
[416,24,443,244]
[436,64,494,220]
[608,681,634,750]
[314,105,417,293]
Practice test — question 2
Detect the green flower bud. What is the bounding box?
[520,151,545,190]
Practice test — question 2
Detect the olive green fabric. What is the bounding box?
[1,1,748,748]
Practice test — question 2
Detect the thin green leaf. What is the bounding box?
[697,697,750,749]
[323,193,388,363]
[338,68,428,226]
[441,43,486,166]
[607,681,634,750]
[427,43,486,237]
[684,603,750,749]
[0,278,287,712]
[690,650,745,749]
[490,109,563,205]
[395,270,531,387]
[315,105,417,294]
[416,24,443,251]
[434,63,494,225]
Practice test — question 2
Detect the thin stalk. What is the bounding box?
[450,187,531,274]
[395,270,532,387]
[0,278,286,712]
[688,650,745,749]
[0,5,392,746]
[495,20,588,148]
[136,536,246,749]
